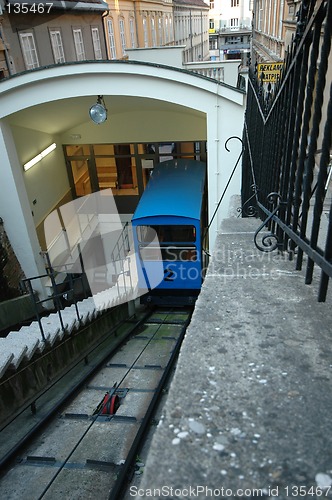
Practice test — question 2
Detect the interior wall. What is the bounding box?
[11,125,71,228]
[0,121,47,296]
[7,105,207,252]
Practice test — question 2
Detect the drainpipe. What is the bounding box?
[200,10,203,59]
[101,10,109,59]
[189,8,193,61]
[134,1,140,48]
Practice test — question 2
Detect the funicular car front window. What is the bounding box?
[137,225,197,261]
[137,225,196,243]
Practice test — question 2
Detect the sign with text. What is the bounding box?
[257,62,284,83]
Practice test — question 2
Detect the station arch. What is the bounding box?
[0,61,245,294]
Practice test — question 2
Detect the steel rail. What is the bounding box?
[0,306,152,472]
[108,307,193,500]
[32,307,192,499]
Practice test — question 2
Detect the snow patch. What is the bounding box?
[189,420,206,435]
[315,473,332,489]
[213,443,225,452]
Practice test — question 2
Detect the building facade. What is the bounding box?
[0,0,109,78]
[103,0,209,63]
[173,0,209,62]
[251,0,302,64]
[0,0,210,78]
[208,0,252,63]
[104,0,175,59]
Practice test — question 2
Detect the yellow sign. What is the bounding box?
[257,62,284,83]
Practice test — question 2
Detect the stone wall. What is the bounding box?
[0,218,25,302]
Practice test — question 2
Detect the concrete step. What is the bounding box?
[0,339,28,370]
[0,279,135,380]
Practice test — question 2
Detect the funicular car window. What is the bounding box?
[137,225,196,243]
[137,225,197,261]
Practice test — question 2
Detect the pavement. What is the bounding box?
[135,216,332,499]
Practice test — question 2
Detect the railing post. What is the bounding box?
[43,251,66,333]
[24,278,46,342]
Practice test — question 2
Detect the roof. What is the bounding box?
[173,0,209,9]
[132,159,206,222]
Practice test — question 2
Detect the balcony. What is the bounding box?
[216,26,252,36]
[219,42,250,51]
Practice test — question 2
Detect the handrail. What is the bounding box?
[241,0,332,301]
[20,253,87,340]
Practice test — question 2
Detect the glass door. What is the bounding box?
[65,145,94,197]
[69,159,92,196]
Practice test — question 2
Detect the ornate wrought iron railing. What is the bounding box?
[242,0,332,301]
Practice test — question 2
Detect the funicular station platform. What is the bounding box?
[134,215,332,499]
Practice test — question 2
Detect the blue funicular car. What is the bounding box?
[131,159,207,305]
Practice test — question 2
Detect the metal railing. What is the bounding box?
[20,221,135,340]
[109,222,133,299]
[241,0,332,301]
[20,264,85,341]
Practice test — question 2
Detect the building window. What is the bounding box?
[209,19,215,30]
[183,17,187,40]
[119,18,126,56]
[257,2,263,31]
[158,17,163,45]
[50,30,65,64]
[231,0,239,6]
[230,18,239,27]
[143,17,148,47]
[278,0,283,37]
[107,19,117,59]
[73,29,85,61]
[165,17,169,44]
[227,35,243,44]
[91,27,102,60]
[64,141,207,203]
[210,0,214,8]
[130,18,136,48]
[19,32,39,69]
[151,17,156,47]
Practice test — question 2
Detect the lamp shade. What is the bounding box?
[89,102,107,124]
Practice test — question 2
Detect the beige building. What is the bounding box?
[252,0,302,63]
[104,0,175,59]
[104,0,209,62]
[0,0,109,78]
[0,0,210,77]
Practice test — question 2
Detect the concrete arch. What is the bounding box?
[0,61,243,117]
[0,61,245,295]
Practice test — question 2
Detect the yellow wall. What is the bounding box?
[104,0,174,58]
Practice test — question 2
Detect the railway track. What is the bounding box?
[0,306,192,499]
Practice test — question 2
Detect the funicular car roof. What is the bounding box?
[132,159,206,222]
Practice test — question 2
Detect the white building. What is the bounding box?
[209,0,252,63]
